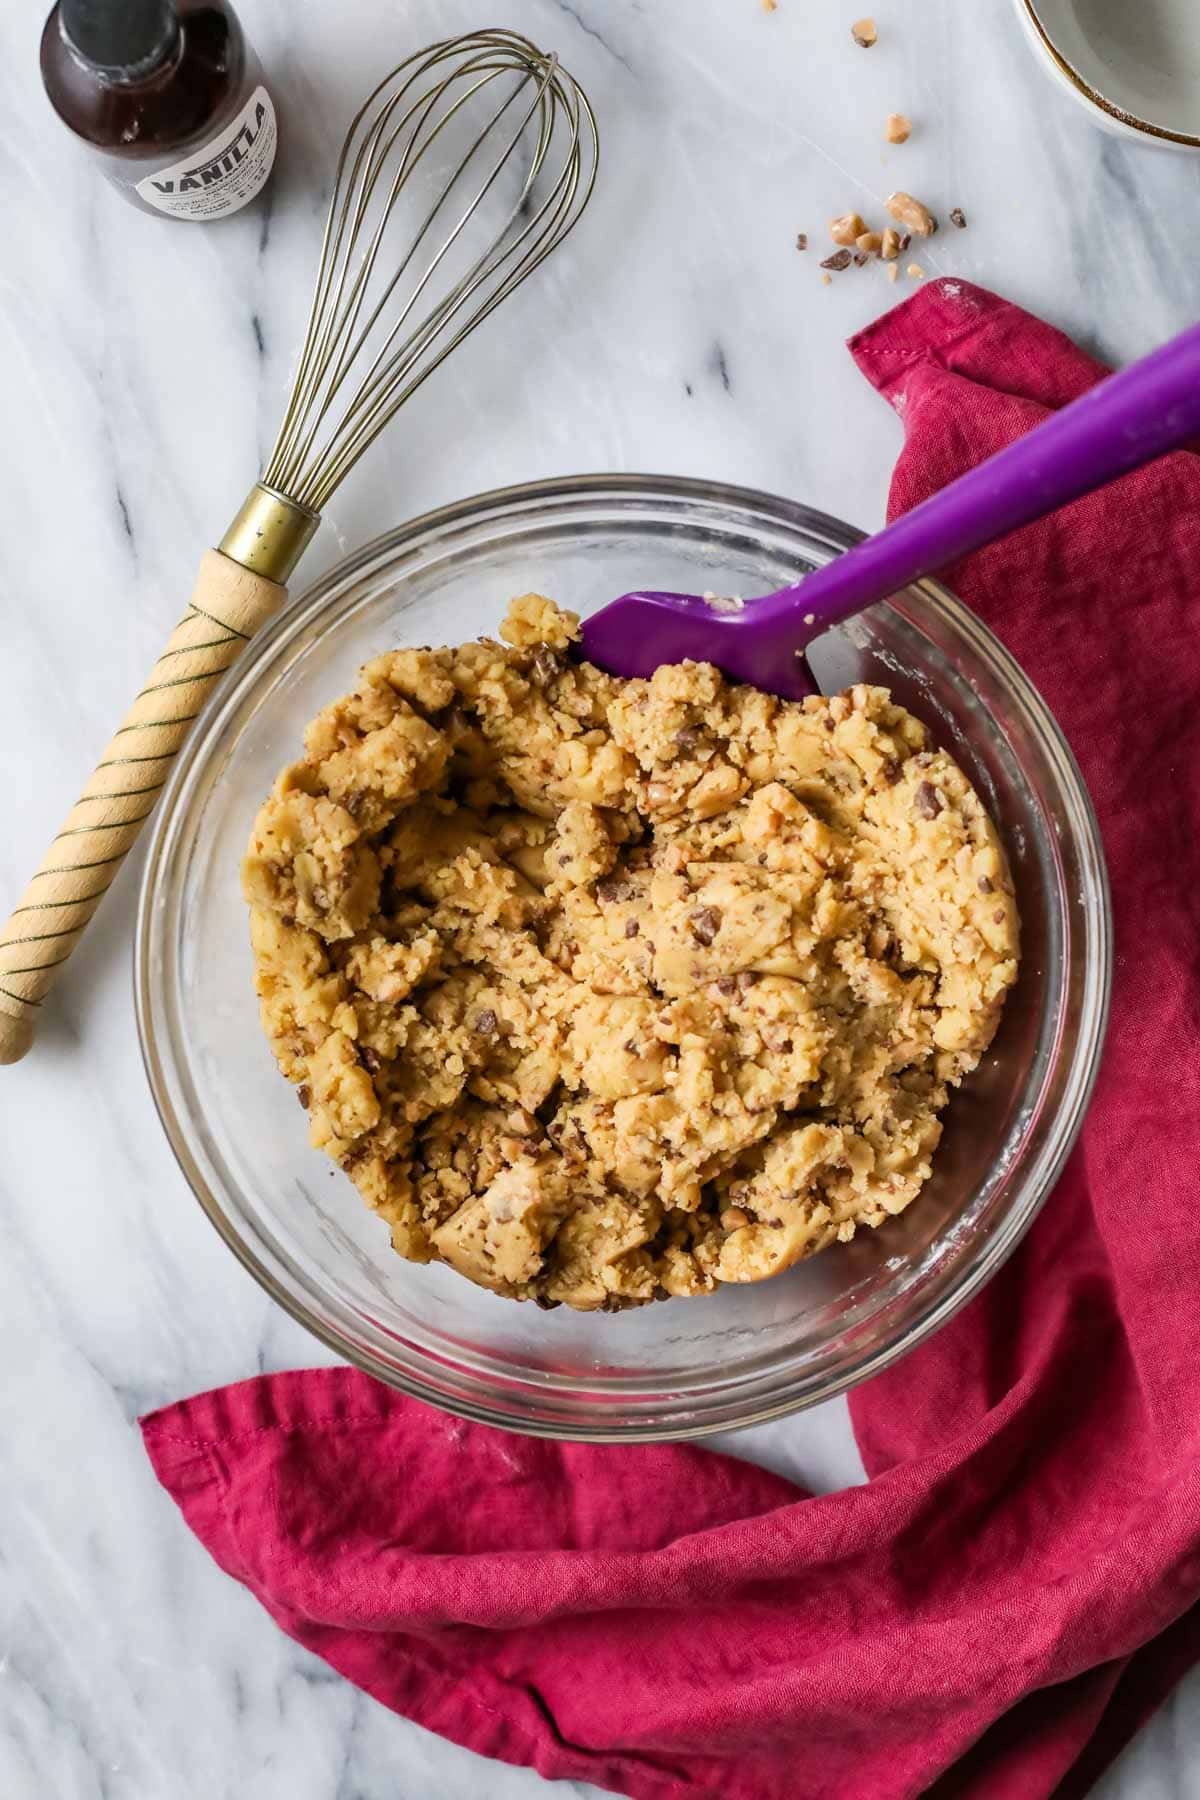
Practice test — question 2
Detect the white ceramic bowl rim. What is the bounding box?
[1018,0,1200,146]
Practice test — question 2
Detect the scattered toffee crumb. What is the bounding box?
[950,207,967,228]
[830,212,868,246]
[820,249,853,272]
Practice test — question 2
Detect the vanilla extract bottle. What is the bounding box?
[41,0,278,220]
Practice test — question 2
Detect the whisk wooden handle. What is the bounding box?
[0,551,285,1065]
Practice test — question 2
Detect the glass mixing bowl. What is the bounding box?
[136,475,1110,1440]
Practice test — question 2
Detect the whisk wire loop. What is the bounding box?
[261,29,598,515]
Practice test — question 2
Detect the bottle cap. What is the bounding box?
[61,0,178,73]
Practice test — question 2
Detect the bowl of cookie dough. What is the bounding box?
[136,475,1110,1440]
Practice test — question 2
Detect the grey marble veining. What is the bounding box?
[0,0,1195,1794]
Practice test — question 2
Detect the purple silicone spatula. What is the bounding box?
[582,318,1200,698]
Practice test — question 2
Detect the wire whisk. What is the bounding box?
[266,27,598,514]
[0,29,598,1064]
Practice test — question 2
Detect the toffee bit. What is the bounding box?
[716,975,739,996]
[624,918,640,939]
[675,725,704,752]
[796,232,808,251]
[881,756,902,785]
[887,192,938,237]
[596,878,631,904]
[880,227,902,261]
[474,1008,498,1036]
[820,249,853,272]
[296,1084,311,1109]
[907,263,927,281]
[915,781,944,819]
[830,211,868,247]
[530,645,563,685]
[851,16,877,47]
[949,207,967,229]
[690,906,723,945]
[885,114,912,145]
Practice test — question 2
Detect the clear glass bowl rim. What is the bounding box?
[135,472,1112,1441]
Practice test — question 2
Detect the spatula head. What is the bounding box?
[579,590,819,700]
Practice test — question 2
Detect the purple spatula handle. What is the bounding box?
[763,317,1200,645]
[581,317,1200,699]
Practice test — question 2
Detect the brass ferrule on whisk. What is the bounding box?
[219,483,321,586]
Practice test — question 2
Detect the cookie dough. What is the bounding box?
[243,596,1019,1311]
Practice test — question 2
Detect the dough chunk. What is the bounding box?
[244,599,1019,1310]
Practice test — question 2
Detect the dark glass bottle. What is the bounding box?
[40,0,277,220]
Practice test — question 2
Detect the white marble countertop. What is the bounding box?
[1,1,1195,1794]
